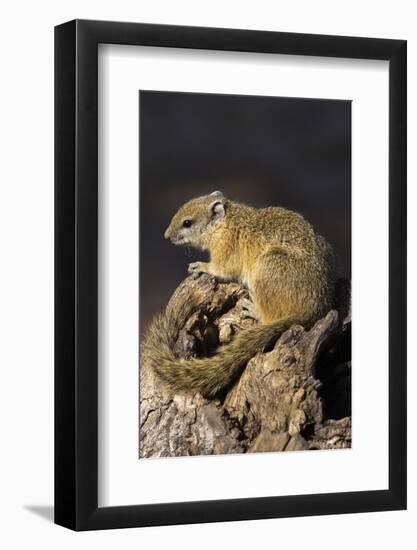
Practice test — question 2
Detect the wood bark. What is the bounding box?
[140,274,351,457]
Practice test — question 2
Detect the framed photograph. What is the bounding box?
[55,19,406,530]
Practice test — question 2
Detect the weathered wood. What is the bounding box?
[139,274,351,458]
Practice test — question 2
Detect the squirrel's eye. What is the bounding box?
[182,219,192,228]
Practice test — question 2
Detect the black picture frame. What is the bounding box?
[55,19,407,531]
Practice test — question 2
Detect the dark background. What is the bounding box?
[140,91,351,335]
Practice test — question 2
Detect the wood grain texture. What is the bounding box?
[139,274,351,457]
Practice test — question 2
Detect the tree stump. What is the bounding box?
[139,274,351,457]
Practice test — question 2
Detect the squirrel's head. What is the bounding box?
[164,191,227,249]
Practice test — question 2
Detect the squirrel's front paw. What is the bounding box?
[188,261,207,277]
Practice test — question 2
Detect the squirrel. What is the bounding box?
[142,190,335,398]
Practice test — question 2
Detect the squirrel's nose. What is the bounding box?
[164,228,170,240]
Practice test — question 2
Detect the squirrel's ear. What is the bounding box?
[210,190,224,198]
[208,199,225,220]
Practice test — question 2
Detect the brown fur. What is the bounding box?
[142,191,335,397]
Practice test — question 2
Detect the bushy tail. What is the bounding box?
[141,305,296,398]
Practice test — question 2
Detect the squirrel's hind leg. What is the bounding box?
[251,249,306,324]
[240,298,260,321]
